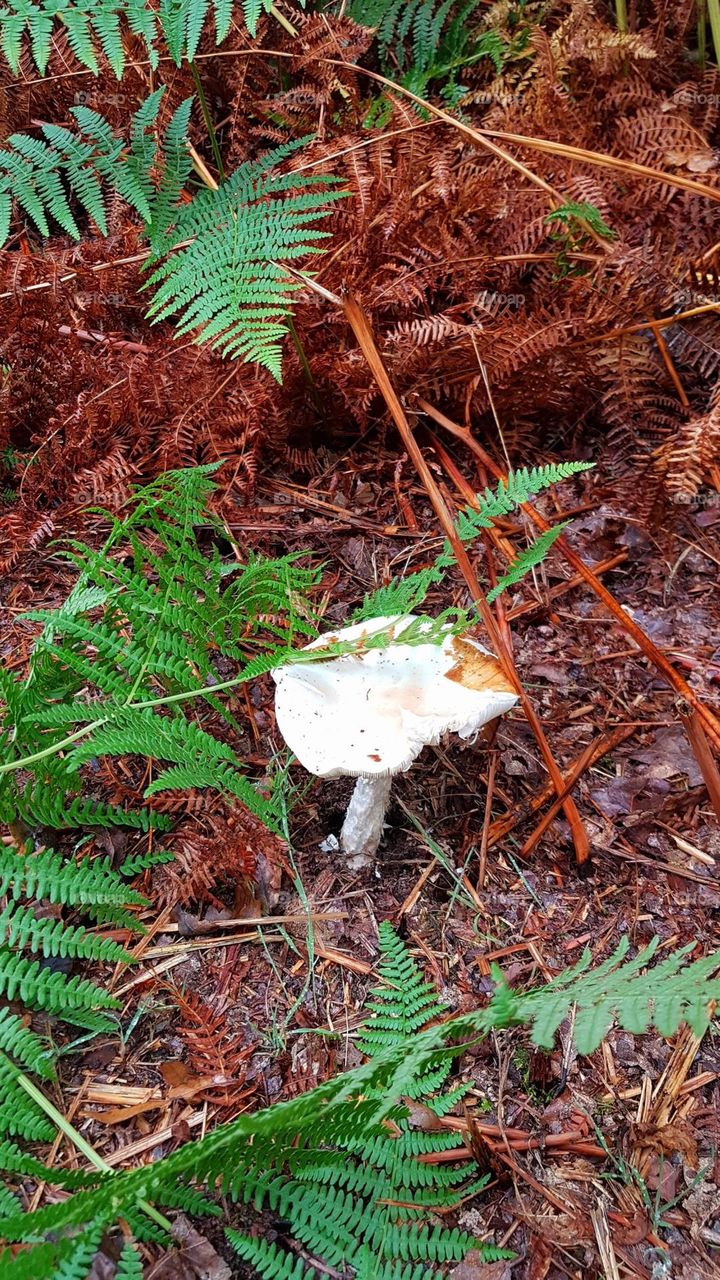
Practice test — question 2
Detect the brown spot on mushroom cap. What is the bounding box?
[445,638,516,695]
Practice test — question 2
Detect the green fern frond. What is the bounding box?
[0,1008,54,1079]
[0,948,120,1021]
[0,902,131,963]
[143,138,346,378]
[1,934,718,1274]
[9,779,168,833]
[357,922,447,1053]
[0,1060,55,1142]
[358,462,592,619]
[1,108,342,375]
[486,522,568,603]
[356,1265,442,1280]
[545,200,616,242]
[0,1098,54,1144]
[0,1241,68,1280]
[349,0,472,72]
[516,936,720,1053]
[50,1219,108,1280]
[118,848,175,876]
[451,463,593,547]
[227,1232,310,1279]
[0,1183,19,1217]
[0,1139,95,1188]
[241,0,275,38]
[348,0,505,94]
[0,845,148,918]
[0,0,290,76]
[2,467,319,851]
[0,90,189,246]
[353,566,443,622]
[115,1243,145,1280]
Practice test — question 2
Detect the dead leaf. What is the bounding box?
[150,1217,231,1280]
[630,1120,699,1169]
[527,1234,552,1280]
[632,729,704,787]
[159,1060,199,1088]
[402,1097,446,1131]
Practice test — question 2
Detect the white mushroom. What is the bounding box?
[273,615,518,870]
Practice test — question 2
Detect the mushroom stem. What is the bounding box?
[340,775,393,869]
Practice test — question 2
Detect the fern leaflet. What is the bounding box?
[359,462,592,620]
[0,0,296,76]
[143,137,346,379]
[486,522,568,602]
[0,91,191,247]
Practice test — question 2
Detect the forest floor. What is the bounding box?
[9,440,720,1280]
[3,4,720,1277]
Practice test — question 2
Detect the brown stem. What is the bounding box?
[417,397,720,753]
[341,294,590,869]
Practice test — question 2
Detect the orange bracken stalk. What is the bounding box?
[340,293,591,869]
[418,398,720,754]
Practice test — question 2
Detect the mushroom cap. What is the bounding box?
[272,615,518,779]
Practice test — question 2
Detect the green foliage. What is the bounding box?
[0,90,191,249]
[0,834,141,1223]
[0,466,318,1227]
[0,948,119,1021]
[224,922,501,1278]
[115,1244,145,1280]
[516,935,720,1053]
[118,848,175,876]
[357,461,592,620]
[0,465,321,838]
[545,200,616,242]
[0,92,340,378]
[0,838,141,1164]
[0,0,302,76]
[545,201,616,275]
[0,844,146,920]
[348,0,506,95]
[0,928,718,1276]
[357,919,447,1051]
[0,1007,54,1079]
[0,1139,94,1187]
[486,522,568,603]
[450,462,593,536]
[143,137,346,379]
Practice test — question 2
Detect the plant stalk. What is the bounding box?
[699,0,707,68]
[270,3,298,37]
[708,0,720,66]
[190,61,225,183]
[14,1067,173,1233]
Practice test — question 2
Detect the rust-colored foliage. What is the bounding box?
[1,0,719,575]
[152,808,285,909]
[172,987,255,1111]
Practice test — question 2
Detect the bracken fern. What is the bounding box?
[0,90,191,248]
[0,0,303,76]
[143,136,346,378]
[0,928,718,1276]
[348,0,506,95]
[0,92,341,377]
[0,464,321,837]
[355,461,592,621]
